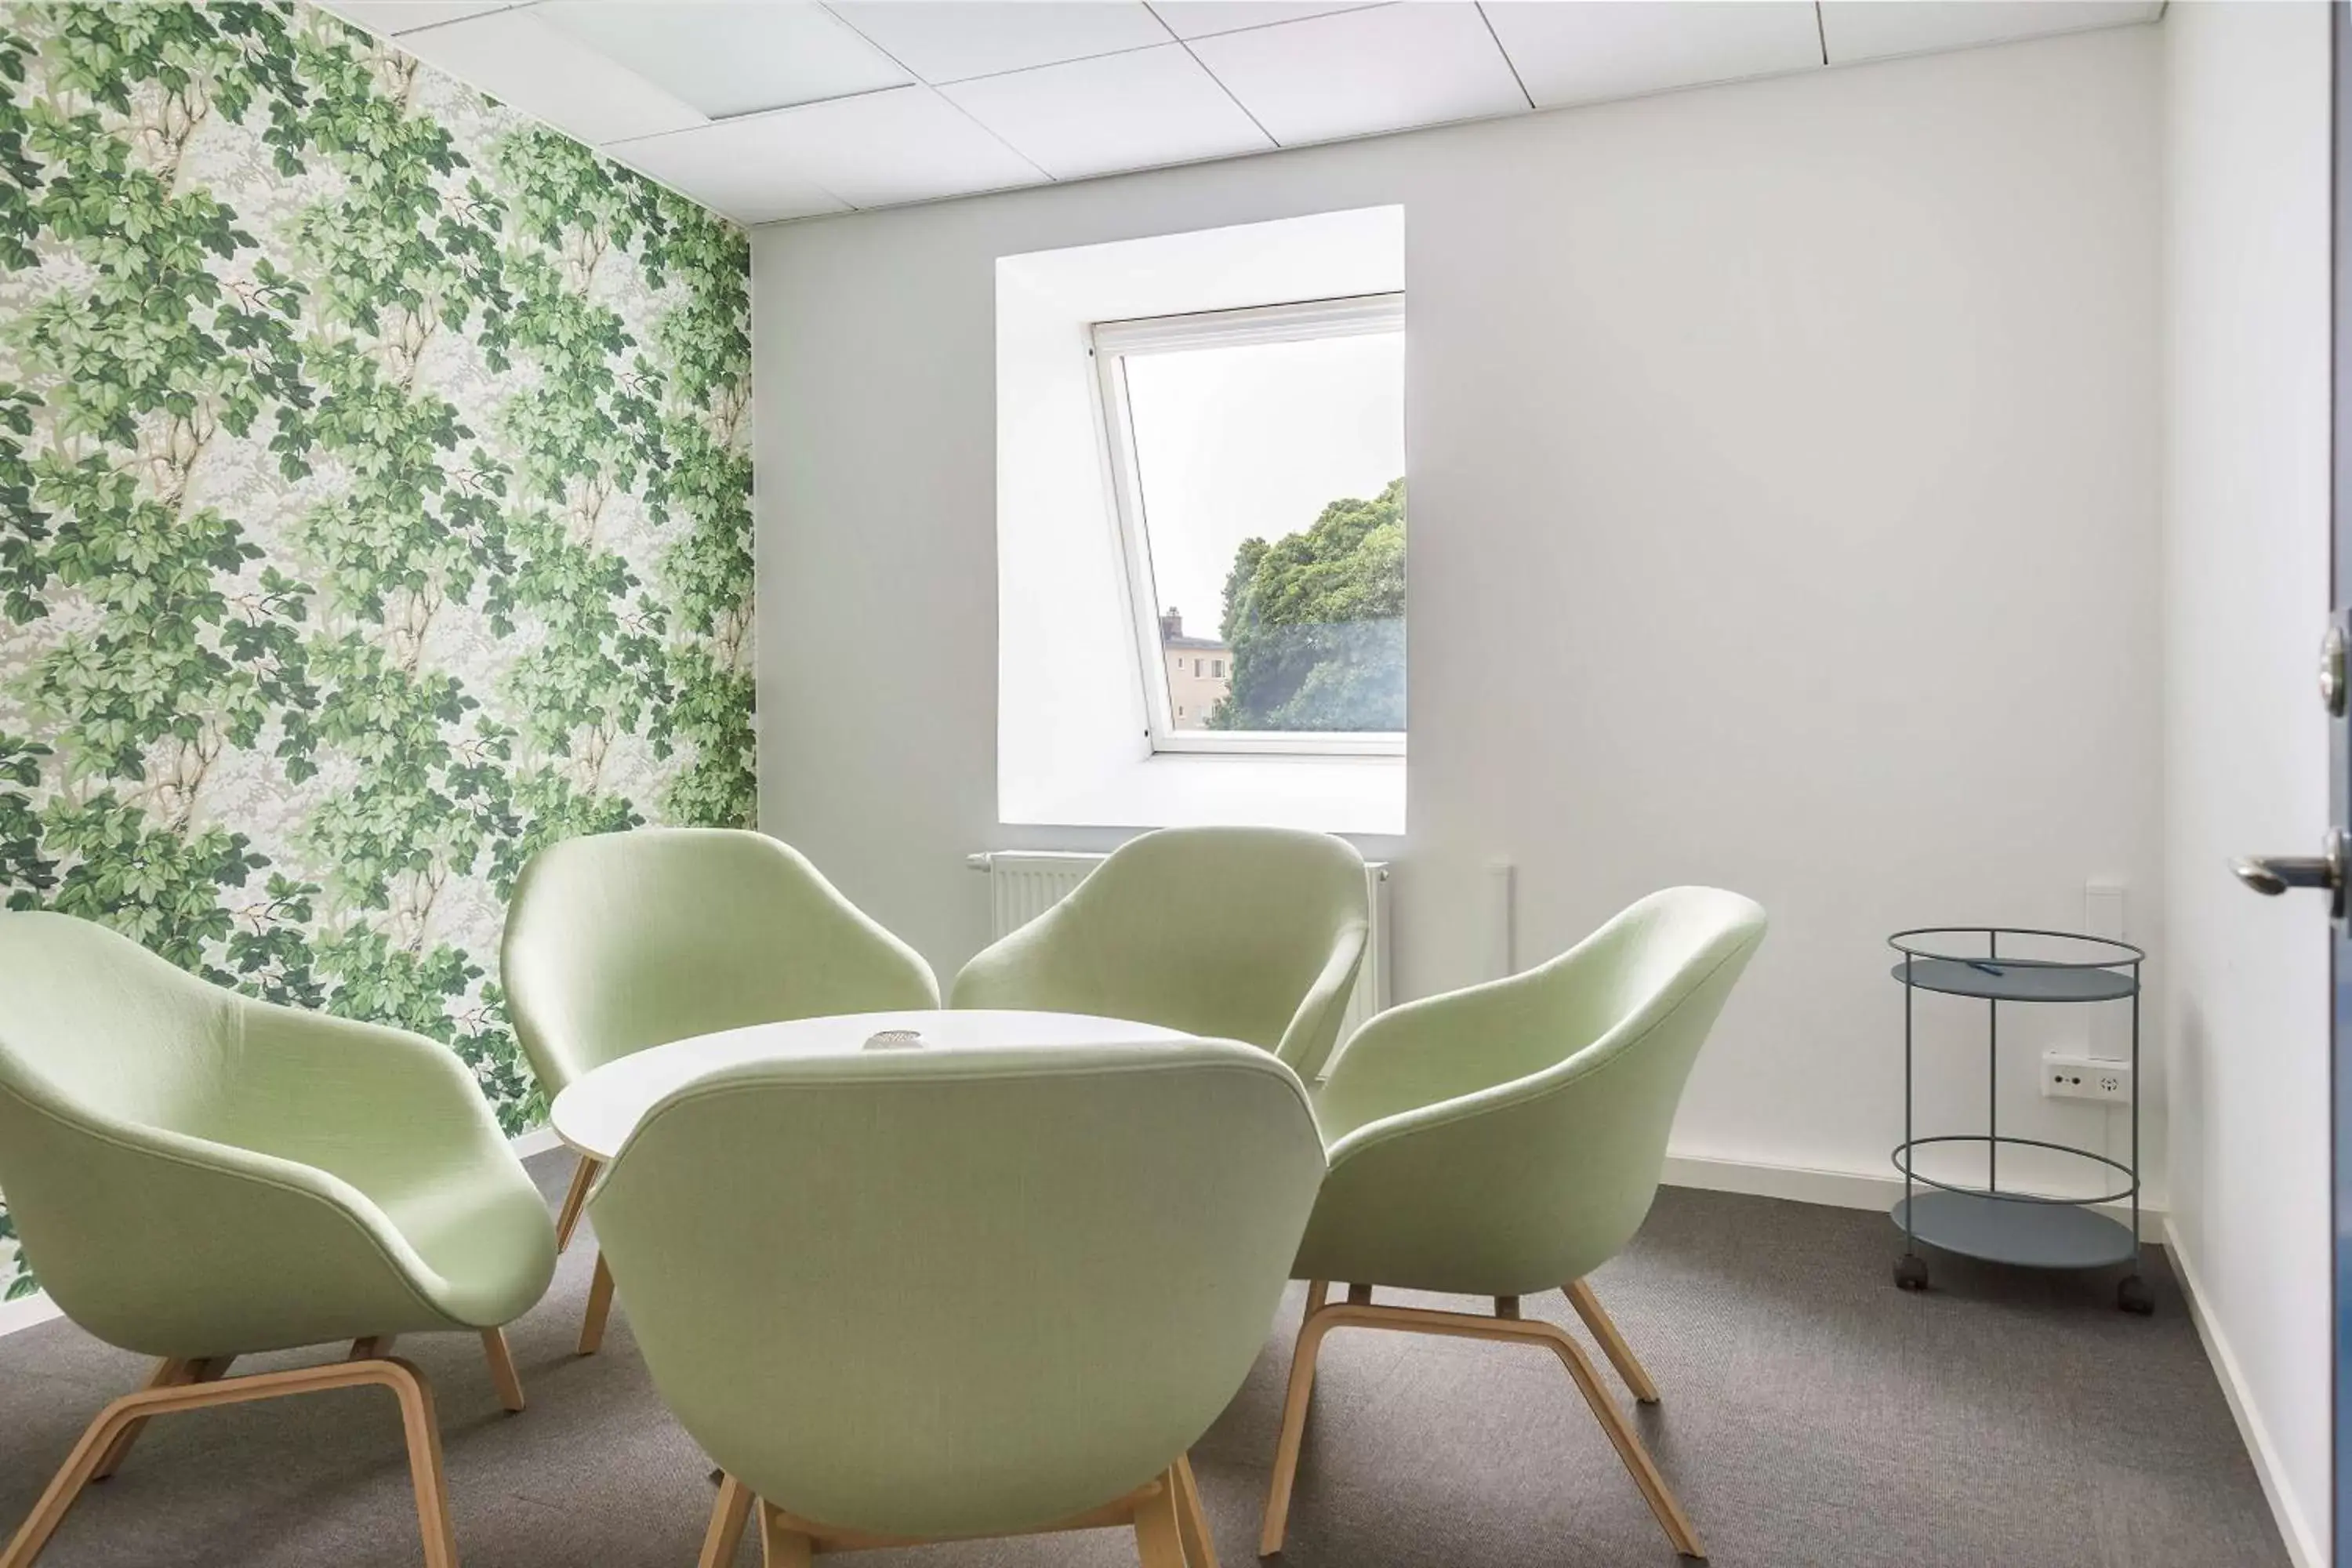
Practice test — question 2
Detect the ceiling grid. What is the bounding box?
[321,0,2164,225]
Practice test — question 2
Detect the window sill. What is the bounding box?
[1000,750,1404,836]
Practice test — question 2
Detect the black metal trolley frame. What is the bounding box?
[1888,927,2152,1315]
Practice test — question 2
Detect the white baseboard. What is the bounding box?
[510,1126,564,1160]
[1662,1152,2168,1240]
[2164,1218,2326,1568]
[0,1290,63,1338]
[0,1126,574,1342]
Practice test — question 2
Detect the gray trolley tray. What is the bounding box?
[1888,927,2150,1314]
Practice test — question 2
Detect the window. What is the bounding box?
[996,205,1404,832]
[1094,292,1405,757]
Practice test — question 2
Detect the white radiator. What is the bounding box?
[965,851,1392,1067]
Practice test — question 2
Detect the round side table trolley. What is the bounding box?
[1888,927,2151,1315]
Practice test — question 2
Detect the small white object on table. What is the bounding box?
[549,1008,1191,1163]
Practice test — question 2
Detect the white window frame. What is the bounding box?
[1091,292,1406,759]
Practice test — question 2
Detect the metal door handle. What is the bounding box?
[2233,856,2338,895]
[2324,622,2348,717]
[2233,828,2347,911]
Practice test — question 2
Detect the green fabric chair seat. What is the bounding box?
[501,826,942,1354]
[503,827,941,1095]
[1261,886,1769,1562]
[0,913,555,1358]
[0,910,554,1568]
[949,826,1370,1081]
[1297,885,1769,1294]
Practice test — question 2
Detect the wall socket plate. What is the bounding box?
[2041,1050,2131,1104]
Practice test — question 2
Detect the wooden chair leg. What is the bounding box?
[1270,1299,1703,1562]
[1535,1324,1704,1559]
[479,1328,526,1414]
[1258,1290,1337,1556]
[1134,1469,1188,1568]
[4,1390,155,1566]
[579,1253,615,1355]
[382,1359,462,1568]
[735,1475,1196,1561]
[1173,1454,1218,1568]
[1563,1279,1661,1404]
[554,1156,599,1253]
[757,1499,814,1567]
[82,1361,184,1486]
[2,1357,459,1568]
[88,1356,234,1483]
[699,1474,753,1568]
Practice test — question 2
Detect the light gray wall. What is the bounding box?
[753,27,2163,1189]
[2161,4,2332,1562]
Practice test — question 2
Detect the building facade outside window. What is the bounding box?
[1160,608,1234,732]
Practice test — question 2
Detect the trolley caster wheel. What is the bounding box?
[2117,1275,2154,1316]
[1894,1254,1929,1292]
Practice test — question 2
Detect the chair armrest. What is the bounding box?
[949,915,1082,1011]
[1312,963,1599,1146]
[1273,922,1369,1082]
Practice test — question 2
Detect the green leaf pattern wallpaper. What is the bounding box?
[0,2,756,1301]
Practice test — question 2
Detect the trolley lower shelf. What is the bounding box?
[1892,1190,2137,1270]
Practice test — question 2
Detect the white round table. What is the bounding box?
[547,1008,1191,1163]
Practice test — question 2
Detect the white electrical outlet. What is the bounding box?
[2042,1051,2131,1104]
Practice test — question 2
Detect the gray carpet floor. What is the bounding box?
[0,1152,2290,1567]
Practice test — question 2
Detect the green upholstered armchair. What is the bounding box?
[949,826,1371,1082]
[586,1036,1326,1567]
[501,827,939,1352]
[0,912,557,1568]
[1261,887,1768,1563]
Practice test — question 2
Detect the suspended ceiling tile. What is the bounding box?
[1146,2,1385,39]
[944,44,1272,181]
[535,2,909,120]
[319,1,516,37]
[829,2,1174,84]
[1479,1,1823,110]
[1818,2,2161,65]
[610,87,1048,216]
[388,7,706,144]
[1186,2,1528,147]
[604,128,850,225]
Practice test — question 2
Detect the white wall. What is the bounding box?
[755,28,2163,1192]
[2161,4,2332,1563]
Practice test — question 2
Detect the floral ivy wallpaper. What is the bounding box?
[0,2,755,1300]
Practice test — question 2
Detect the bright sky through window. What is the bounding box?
[1121,332,1406,631]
